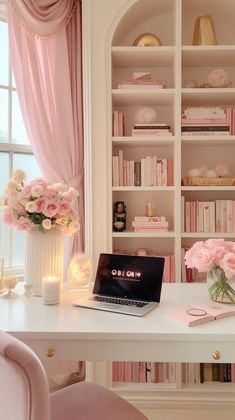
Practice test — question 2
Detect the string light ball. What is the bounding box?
[67,254,92,287]
[134,107,157,124]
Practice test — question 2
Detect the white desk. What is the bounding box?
[1,283,235,363]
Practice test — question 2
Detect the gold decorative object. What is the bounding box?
[193,15,217,45]
[212,351,220,360]
[183,177,235,186]
[133,33,162,46]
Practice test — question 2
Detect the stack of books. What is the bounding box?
[112,150,173,187]
[132,123,172,136]
[118,71,166,89]
[132,216,169,232]
[181,107,230,136]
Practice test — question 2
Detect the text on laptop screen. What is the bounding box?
[93,253,164,302]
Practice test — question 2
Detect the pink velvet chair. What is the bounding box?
[0,330,148,420]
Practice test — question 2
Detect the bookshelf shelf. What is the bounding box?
[182,88,235,106]
[112,137,175,146]
[112,231,175,238]
[112,46,175,67]
[112,186,175,192]
[182,45,235,66]
[181,186,235,191]
[181,136,235,146]
[181,232,235,238]
[112,89,175,106]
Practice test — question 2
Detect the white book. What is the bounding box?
[146,156,152,186]
[226,200,233,232]
[129,160,135,186]
[209,201,215,233]
[118,150,124,186]
[113,110,119,136]
[112,156,119,186]
[203,201,210,233]
[141,158,147,186]
[185,202,190,232]
[215,200,222,233]
[153,155,157,186]
[161,158,167,186]
[198,201,204,232]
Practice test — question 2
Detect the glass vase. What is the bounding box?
[25,229,64,296]
[207,267,235,303]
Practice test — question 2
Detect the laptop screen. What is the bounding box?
[93,253,164,302]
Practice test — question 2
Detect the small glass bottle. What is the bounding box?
[146,201,156,217]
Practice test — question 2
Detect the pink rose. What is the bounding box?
[2,210,17,225]
[57,199,71,215]
[191,247,216,272]
[220,253,235,279]
[16,217,33,231]
[42,200,60,218]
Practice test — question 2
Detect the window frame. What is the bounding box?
[0,10,34,276]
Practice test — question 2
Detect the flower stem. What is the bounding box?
[208,267,235,303]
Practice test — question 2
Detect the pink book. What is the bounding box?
[132,362,140,382]
[167,303,235,327]
[170,255,175,283]
[112,361,118,381]
[167,158,173,186]
[139,362,147,383]
[163,255,170,283]
[190,201,196,232]
[124,361,133,382]
[117,361,125,381]
[232,364,235,383]
[118,112,124,136]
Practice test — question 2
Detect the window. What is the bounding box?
[0,18,41,273]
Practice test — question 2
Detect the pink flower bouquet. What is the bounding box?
[185,239,235,303]
[1,170,80,236]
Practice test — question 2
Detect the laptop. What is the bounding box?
[72,253,165,317]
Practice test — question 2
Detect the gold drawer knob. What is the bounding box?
[212,351,220,360]
[46,348,55,358]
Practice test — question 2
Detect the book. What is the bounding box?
[167,302,235,326]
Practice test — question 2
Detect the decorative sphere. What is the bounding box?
[134,107,157,124]
[188,168,202,177]
[133,33,162,46]
[67,254,92,287]
[208,69,231,88]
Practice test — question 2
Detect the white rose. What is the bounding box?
[42,219,52,230]
[31,185,44,198]
[5,181,19,193]
[12,169,26,183]
[25,201,37,213]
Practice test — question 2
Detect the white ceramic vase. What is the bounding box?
[25,229,64,296]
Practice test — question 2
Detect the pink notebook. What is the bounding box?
[167,302,235,326]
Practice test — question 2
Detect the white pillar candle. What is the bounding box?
[42,276,60,305]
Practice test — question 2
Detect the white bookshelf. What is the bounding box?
[87,0,235,412]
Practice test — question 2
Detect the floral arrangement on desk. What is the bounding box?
[1,170,80,235]
[185,239,235,303]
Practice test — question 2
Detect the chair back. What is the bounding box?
[0,330,50,420]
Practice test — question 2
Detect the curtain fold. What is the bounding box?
[7,0,84,263]
[8,0,77,36]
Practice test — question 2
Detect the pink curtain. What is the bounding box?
[7,0,84,269]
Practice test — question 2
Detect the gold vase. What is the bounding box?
[193,15,217,45]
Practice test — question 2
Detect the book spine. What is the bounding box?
[118,150,123,186]
[112,156,119,186]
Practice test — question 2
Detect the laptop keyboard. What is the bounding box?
[93,296,148,308]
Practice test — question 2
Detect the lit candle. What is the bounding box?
[42,276,60,305]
